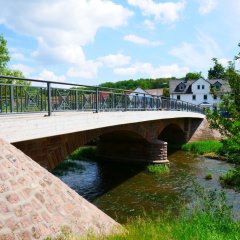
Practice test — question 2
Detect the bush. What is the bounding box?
[48,187,239,240]
[68,146,96,160]
[182,140,223,155]
[220,167,240,189]
[219,138,240,163]
[147,164,170,174]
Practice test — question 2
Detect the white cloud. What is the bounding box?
[11,53,25,61]
[98,54,131,68]
[11,64,34,76]
[114,63,189,78]
[127,0,186,24]
[124,35,163,46]
[169,30,221,69]
[0,0,133,79]
[67,60,102,79]
[38,69,66,83]
[198,0,218,15]
[143,20,155,30]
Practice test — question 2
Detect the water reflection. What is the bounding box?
[53,150,240,223]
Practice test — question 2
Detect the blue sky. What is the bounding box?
[0,0,239,86]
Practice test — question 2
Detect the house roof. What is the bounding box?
[169,80,195,94]
[145,88,163,96]
[207,79,231,92]
[169,78,231,94]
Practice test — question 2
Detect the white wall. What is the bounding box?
[171,79,220,109]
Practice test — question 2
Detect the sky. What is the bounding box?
[0,0,239,86]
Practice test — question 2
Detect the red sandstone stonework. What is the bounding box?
[0,138,119,239]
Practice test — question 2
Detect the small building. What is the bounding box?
[169,78,230,110]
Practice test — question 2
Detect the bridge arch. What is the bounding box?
[158,123,186,144]
[96,130,151,162]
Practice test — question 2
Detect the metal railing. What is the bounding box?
[0,75,204,115]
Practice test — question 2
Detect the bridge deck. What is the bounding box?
[0,111,205,143]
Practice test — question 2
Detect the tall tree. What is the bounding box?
[0,34,25,83]
[207,43,240,162]
[185,72,202,80]
[208,58,225,79]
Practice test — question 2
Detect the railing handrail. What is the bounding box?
[0,75,204,115]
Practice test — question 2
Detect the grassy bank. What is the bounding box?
[147,164,170,174]
[182,140,223,156]
[68,146,97,160]
[49,188,239,240]
[220,167,240,190]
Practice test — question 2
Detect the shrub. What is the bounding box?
[147,164,170,174]
[68,146,96,160]
[220,167,240,189]
[182,140,223,155]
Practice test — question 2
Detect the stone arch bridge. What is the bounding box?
[0,111,219,170]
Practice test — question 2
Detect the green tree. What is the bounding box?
[0,34,26,84]
[185,72,202,80]
[207,43,240,163]
[208,58,226,79]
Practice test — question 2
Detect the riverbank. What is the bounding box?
[49,187,240,240]
[182,140,240,190]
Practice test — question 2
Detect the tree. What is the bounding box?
[185,72,202,80]
[207,43,240,162]
[208,58,225,79]
[0,34,25,83]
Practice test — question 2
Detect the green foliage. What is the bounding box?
[220,167,240,189]
[162,88,169,97]
[185,72,202,80]
[0,34,27,84]
[51,160,83,176]
[99,78,171,91]
[68,146,96,160]
[208,58,226,79]
[147,164,170,174]
[49,187,239,240]
[207,43,240,163]
[182,140,223,155]
[205,173,213,180]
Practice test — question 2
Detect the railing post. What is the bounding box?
[47,82,52,116]
[124,91,127,111]
[95,86,99,113]
[10,85,14,113]
[75,90,78,110]
[143,94,146,111]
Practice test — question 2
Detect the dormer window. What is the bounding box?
[214,81,222,91]
[178,83,185,91]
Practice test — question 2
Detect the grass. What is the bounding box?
[182,140,223,155]
[220,167,240,190]
[52,159,84,176]
[68,146,97,160]
[48,188,240,240]
[205,173,213,180]
[147,164,170,174]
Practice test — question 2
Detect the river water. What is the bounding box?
[53,150,240,223]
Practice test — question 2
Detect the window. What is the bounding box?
[179,84,185,91]
[192,95,196,100]
[216,85,220,90]
[177,95,180,100]
[204,95,207,100]
[197,85,200,89]
[202,85,205,89]
[214,95,217,100]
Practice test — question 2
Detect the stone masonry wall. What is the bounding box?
[0,138,119,239]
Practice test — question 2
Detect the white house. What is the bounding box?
[169,78,230,109]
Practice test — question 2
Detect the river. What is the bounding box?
[53,150,240,223]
